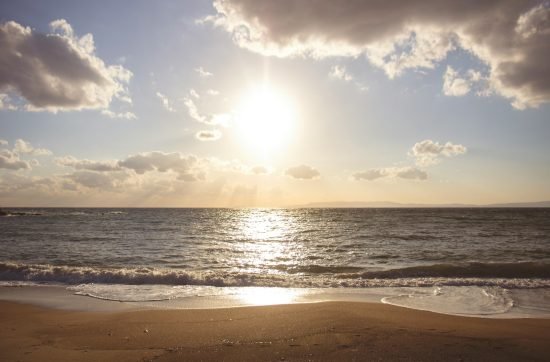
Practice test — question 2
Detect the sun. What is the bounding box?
[235,85,295,152]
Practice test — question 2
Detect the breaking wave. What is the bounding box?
[2,261,550,289]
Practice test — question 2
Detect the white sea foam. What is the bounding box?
[382,286,515,315]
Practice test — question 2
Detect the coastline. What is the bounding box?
[2,299,550,362]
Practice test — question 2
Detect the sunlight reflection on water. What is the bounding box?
[234,209,302,273]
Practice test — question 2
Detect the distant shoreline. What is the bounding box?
[1,203,550,209]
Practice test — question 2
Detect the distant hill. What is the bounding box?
[293,201,550,208]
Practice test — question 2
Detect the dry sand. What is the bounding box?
[1,300,549,362]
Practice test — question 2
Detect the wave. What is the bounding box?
[2,261,550,289]
[353,262,550,279]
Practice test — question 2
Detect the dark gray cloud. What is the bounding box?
[208,0,550,109]
[285,164,320,180]
[0,19,131,112]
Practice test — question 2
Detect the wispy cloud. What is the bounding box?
[101,110,137,120]
[329,65,352,82]
[156,92,175,112]
[195,66,213,77]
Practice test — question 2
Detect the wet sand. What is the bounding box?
[1,300,549,362]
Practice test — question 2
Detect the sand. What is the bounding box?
[1,301,549,362]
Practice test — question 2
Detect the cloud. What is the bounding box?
[0,19,132,112]
[442,66,490,97]
[189,89,200,99]
[0,149,31,170]
[0,139,8,146]
[183,97,231,126]
[14,139,52,156]
[195,130,222,141]
[251,165,269,174]
[353,166,427,181]
[206,89,220,96]
[329,65,352,81]
[410,139,467,166]
[183,97,206,123]
[55,155,121,172]
[64,170,130,190]
[285,164,320,180]
[118,151,205,181]
[0,93,17,110]
[207,0,550,109]
[156,92,175,112]
[195,66,213,77]
[442,66,471,96]
[100,110,137,120]
[328,65,368,91]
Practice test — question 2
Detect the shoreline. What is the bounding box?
[1,300,550,361]
[1,284,550,319]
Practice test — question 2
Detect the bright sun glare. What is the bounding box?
[235,86,295,152]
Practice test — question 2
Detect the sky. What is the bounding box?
[0,0,549,207]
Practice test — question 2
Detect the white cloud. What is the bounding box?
[0,19,132,112]
[353,166,427,181]
[100,110,137,120]
[183,97,231,126]
[156,92,175,112]
[206,89,220,96]
[443,66,471,96]
[189,89,200,99]
[285,164,320,180]
[410,139,467,166]
[195,66,213,77]
[206,0,550,109]
[183,97,206,123]
[0,93,17,110]
[14,139,52,156]
[442,66,490,97]
[0,140,8,146]
[195,130,222,141]
[329,65,352,81]
[0,149,31,170]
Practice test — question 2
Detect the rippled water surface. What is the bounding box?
[1,208,550,289]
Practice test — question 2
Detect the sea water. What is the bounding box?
[1,208,549,317]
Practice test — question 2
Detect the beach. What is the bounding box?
[2,300,550,362]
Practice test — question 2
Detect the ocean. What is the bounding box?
[1,208,550,317]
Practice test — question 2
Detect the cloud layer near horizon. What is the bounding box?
[207,0,550,109]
